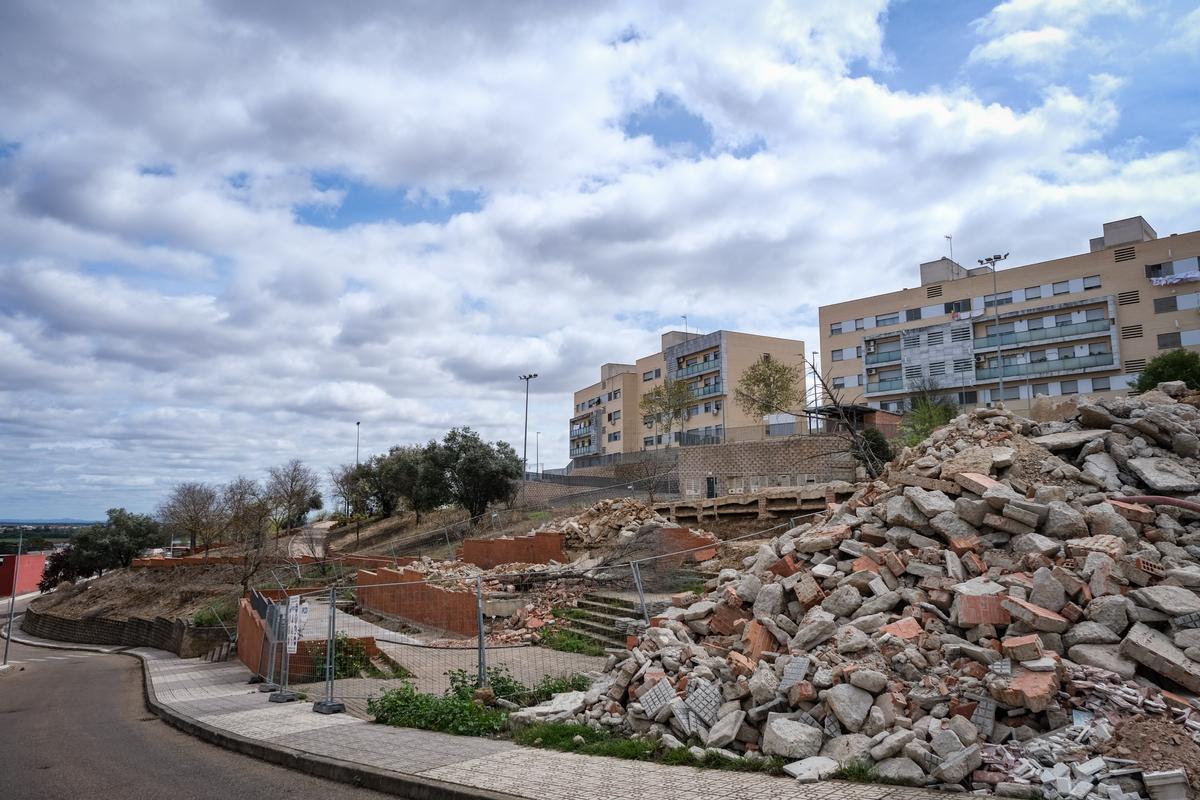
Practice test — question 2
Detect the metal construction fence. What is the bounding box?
[241,514,806,716]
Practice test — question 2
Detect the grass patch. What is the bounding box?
[830,759,915,786]
[539,628,606,656]
[448,666,590,706]
[516,724,786,774]
[550,606,588,621]
[192,598,238,628]
[525,511,552,523]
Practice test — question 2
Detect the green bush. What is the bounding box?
[539,628,606,656]
[368,682,508,736]
[1133,348,1200,393]
[446,665,589,706]
[192,598,238,628]
[899,397,957,446]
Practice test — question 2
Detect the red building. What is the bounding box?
[0,553,47,596]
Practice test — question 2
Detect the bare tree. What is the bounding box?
[157,482,222,555]
[221,476,272,593]
[265,459,323,534]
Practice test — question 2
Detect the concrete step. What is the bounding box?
[563,621,626,650]
[575,599,642,617]
[581,592,639,610]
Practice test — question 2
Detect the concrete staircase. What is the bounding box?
[201,639,236,663]
[563,592,646,651]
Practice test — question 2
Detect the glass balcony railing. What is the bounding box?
[569,444,597,457]
[689,382,723,398]
[866,378,903,393]
[676,360,720,379]
[973,319,1111,349]
[975,352,1114,380]
[865,350,901,365]
[569,427,593,439]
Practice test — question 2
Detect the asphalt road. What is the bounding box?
[0,630,394,800]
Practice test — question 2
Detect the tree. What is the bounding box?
[735,354,804,421]
[424,427,520,520]
[157,482,222,554]
[1134,349,1200,393]
[899,377,958,447]
[854,427,894,467]
[639,379,692,447]
[220,476,273,592]
[265,459,323,533]
[40,508,164,588]
[328,463,366,519]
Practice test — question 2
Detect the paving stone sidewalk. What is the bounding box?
[10,626,946,800]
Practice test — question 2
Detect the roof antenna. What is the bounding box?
[944,234,953,262]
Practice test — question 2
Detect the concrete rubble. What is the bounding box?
[522,384,1200,794]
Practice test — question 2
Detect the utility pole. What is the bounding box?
[3,528,24,666]
[978,253,1010,405]
[355,420,361,546]
[519,374,538,476]
[535,432,540,478]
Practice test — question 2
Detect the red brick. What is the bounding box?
[708,602,752,636]
[948,534,984,555]
[793,574,825,607]
[1003,634,1043,661]
[743,620,776,662]
[962,551,987,576]
[958,594,1012,626]
[1107,498,1155,524]
[728,651,755,677]
[991,667,1059,712]
[1059,602,1083,623]
[768,555,800,577]
[852,555,881,575]
[1001,596,1070,633]
[881,617,923,640]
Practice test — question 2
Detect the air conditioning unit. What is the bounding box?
[975,354,987,364]
[866,342,876,354]
[729,488,744,495]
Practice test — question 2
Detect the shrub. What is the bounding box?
[1133,348,1200,393]
[368,682,507,736]
[899,397,957,446]
[446,665,589,706]
[854,426,894,466]
[192,598,238,628]
[516,724,785,773]
[539,628,605,656]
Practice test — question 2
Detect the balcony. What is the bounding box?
[975,352,1114,380]
[973,319,1111,350]
[865,350,901,365]
[676,360,720,379]
[690,382,723,398]
[570,444,598,457]
[866,378,903,394]
[569,426,593,439]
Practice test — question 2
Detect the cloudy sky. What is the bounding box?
[2,1,1198,520]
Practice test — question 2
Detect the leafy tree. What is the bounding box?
[157,482,222,553]
[39,508,164,588]
[853,427,894,469]
[638,379,692,447]
[424,427,520,520]
[265,459,323,532]
[735,354,804,420]
[1133,348,1200,393]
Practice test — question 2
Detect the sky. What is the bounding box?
[1,1,1199,520]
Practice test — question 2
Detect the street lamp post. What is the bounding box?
[978,253,1010,405]
[519,374,538,476]
[355,420,361,546]
[535,432,540,478]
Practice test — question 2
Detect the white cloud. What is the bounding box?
[0,1,1197,517]
[970,0,1141,67]
[969,26,1073,65]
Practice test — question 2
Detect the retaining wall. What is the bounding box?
[21,608,228,657]
[456,531,566,569]
[357,567,478,637]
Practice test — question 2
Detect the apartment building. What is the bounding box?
[819,217,1200,412]
[569,330,807,464]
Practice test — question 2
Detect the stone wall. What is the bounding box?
[21,608,228,657]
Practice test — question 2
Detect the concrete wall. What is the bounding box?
[22,607,228,657]
[457,531,566,569]
[675,435,855,498]
[0,553,46,595]
[357,567,479,637]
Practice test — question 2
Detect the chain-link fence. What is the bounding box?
[240,514,805,717]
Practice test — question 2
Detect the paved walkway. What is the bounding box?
[8,625,945,800]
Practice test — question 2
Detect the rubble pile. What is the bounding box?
[525,383,1200,794]
[534,498,672,549]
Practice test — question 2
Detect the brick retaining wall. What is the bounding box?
[357,567,479,637]
[456,531,566,569]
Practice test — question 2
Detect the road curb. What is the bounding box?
[11,626,523,800]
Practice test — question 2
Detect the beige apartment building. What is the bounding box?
[569,330,807,465]
[818,216,1200,413]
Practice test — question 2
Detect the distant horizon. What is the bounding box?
[0,519,104,526]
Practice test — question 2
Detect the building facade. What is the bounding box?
[819,217,1200,412]
[569,330,807,465]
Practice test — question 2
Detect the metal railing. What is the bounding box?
[689,382,722,398]
[866,378,903,393]
[569,444,598,457]
[975,352,1114,379]
[864,350,901,365]
[676,361,720,379]
[569,426,593,439]
[973,318,1111,349]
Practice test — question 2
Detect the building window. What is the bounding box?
[875,312,899,327]
[1159,332,1183,349]
[1027,317,1044,330]
[957,391,978,405]
[1058,346,1075,359]
[856,345,863,358]
[1085,307,1106,321]
[608,431,621,442]
[1083,275,1101,290]
[1032,383,1049,396]
[830,322,842,335]
[855,318,865,330]
[1154,296,1178,313]
[906,308,922,322]
[832,350,844,362]
[1089,342,1111,356]
[995,386,1020,401]
[1060,380,1079,395]
[642,370,654,381]
[1053,313,1072,327]
[945,298,972,314]
[1029,349,1048,363]
[832,377,845,389]
[608,410,622,422]
[643,436,654,448]
[986,321,1015,335]
[1053,281,1070,296]
[1091,377,1111,391]
[985,291,1013,308]
[1025,285,1042,300]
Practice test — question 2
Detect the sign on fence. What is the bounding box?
[286,595,300,654]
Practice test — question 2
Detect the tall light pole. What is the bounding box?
[535,432,540,478]
[519,374,538,476]
[355,421,361,467]
[978,253,1010,405]
[3,528,24,666]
